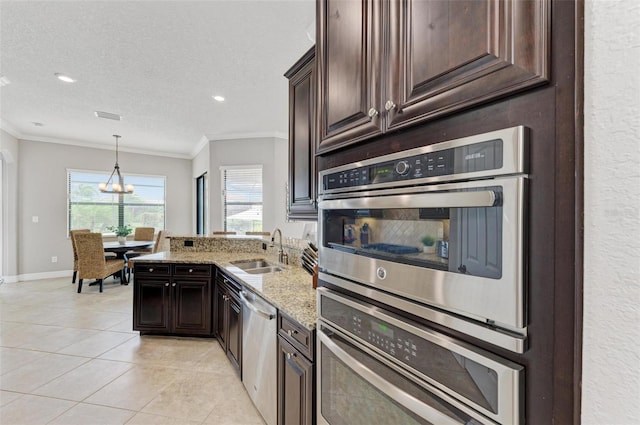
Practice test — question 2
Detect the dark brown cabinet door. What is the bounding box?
[316,0,550,153]
[317,0,383,153]
[213,281,227,347]
[386,0,550,130]
[286,47,318,220]
[226,292,242,373]
[278,336,313,425]
[172,279,211,335]
[133,278,171,332]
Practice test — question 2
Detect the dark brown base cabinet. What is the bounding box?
[214,270,242,375]
[133,263,212,336]
[277,313,315,425]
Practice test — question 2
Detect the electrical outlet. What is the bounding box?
[51,256,58,263]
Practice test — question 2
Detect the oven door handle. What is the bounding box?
[319,328,468,425]
[318,189,498,210]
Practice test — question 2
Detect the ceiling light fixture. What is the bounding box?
[212,95,225,102]
[55,73,76,83]
[94,111,122,121]
[99,135,134,194]
[0,76,10,87]
[32,122,44,127]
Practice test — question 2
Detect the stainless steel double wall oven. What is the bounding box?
[316,126,528,424]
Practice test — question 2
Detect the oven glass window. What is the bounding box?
[320,334,480,425]
[321,188,503,279]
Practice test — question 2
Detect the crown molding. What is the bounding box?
[207,131,288,142]
[0,119,21,139]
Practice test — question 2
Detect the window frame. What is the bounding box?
[67,168,167,236]
[220,165,263,233]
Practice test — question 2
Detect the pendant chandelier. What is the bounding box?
[98,135,134,194]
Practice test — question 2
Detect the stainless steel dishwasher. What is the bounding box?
[239,288,277,425]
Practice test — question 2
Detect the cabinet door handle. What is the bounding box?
[188,268,193,273]
[368,107,379,118]
[286,352,296,360]
[149,268,154,273]
[164,282,170,287]
[287,329,298,336]
[384,100,396,111]
[172,283,176,287]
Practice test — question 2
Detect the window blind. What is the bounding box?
[222,166,263,233]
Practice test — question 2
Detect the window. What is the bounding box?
[67,170,165,234]
[221,166,262,233]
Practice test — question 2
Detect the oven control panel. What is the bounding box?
[322,296,427,367]
[351,314,419,362]
[319,125,530,194]
[323,138,504,191]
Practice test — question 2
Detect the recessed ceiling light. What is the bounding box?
[94,111,122,121]
[55,73,76,83]
[32,122,44,127]
[0,76,10,87]
[213,95,225,102]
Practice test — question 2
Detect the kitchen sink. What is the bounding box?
[230,259,283,274]
[245,266,284,274]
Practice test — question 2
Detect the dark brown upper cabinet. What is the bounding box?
[317,0,550,154]
[285,47,318,220]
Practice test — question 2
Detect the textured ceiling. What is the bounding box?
[0,0,315,157]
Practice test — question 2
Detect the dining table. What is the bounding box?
[103,240,155,284]
[103,240,155,259]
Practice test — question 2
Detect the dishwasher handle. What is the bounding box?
[239,291,275,320]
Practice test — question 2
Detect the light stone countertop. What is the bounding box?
[131,251,317,330]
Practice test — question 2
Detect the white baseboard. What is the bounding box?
[16,270,72,282]
[1,275,18,283]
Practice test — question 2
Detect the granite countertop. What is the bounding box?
[131,251,317,330]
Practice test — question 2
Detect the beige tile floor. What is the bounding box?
[0,276,265,425]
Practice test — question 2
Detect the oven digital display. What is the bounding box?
[372,321,394,338]
[371,162,395,184]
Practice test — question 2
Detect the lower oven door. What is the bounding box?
[317,324,497,425]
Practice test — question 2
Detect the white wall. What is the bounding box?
[582,0,640,423]
[208,137,307,237]
[0,129,19,281]
[17,140,193,277]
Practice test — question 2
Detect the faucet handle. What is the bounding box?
[281,252,289,265]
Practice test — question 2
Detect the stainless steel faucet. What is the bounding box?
[270,228,288,265]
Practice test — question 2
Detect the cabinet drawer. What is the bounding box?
[134,263,171,276]
[278,312,314,361]
[173,264,211,277]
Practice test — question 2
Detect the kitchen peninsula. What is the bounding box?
[130,234,318,425]
[130,235,317,333]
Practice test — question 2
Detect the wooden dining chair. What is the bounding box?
[245,231,270,236]
[74,232,125,293]
[70,229,90,284]
[213,231,236,235]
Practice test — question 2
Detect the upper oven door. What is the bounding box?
[318,176,526,331]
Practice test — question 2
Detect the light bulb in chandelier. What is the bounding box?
[99,135,134,194]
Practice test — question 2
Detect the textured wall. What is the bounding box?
[582,0,640,422]
[17,140,193,276]
[0,129,19,279]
